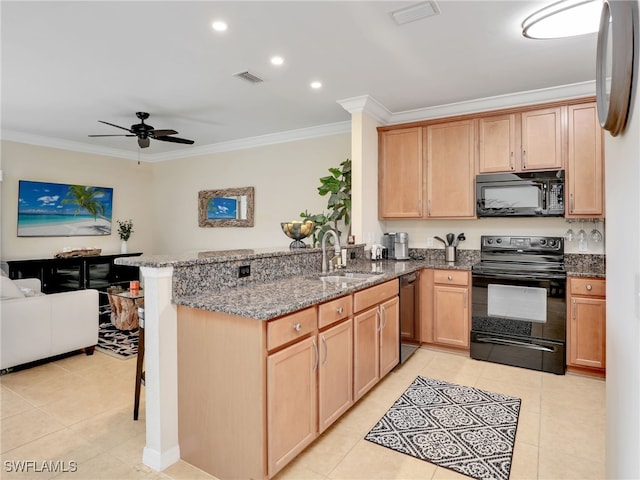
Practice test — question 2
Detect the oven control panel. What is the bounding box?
[481,236,564,252]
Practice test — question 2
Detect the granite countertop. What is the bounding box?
[566,265,606,278]
[174,258,475,320]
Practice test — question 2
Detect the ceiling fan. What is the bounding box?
[88,112,194,148]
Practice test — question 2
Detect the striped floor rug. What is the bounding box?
[365,376,521,480]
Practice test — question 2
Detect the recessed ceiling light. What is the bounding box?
[310,81,322,90]
[522,0,601,39]
[271,56,284,66]
[212,20,228,32]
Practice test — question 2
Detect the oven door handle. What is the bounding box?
[475,336,556,352]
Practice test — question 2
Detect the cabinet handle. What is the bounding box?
[380,305,387,330]
[293,322,302,332]
[321,335,328,366]
[418,200,423,216]
[448,275,453,281]
[586,284,593,291]
[572,299,577,320]
[336,307,344,315]
[376,308,382,332]
[570,193,575,214]
[522,150,527,169]
[509,152,515,170]
[312,338,319,372]
[427,199,432,216]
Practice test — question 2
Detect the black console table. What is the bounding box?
[7,253,142,294]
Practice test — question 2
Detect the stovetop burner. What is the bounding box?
[473,235,565,279]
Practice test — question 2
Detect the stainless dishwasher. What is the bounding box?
[399,271,420,364]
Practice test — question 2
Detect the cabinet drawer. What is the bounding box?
[570,278,606,297]
[433,269,469,286]
[353,279,398,313]
[318,295,352,329]
[267,307,317,351]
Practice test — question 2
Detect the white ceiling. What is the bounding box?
[1,1,599,161]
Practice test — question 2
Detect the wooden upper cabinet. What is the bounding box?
[478,107,564,173]
[520,107,564,171]
[379,127,423,218]
[566,102,604,218]
[478,114,517,172]
[426,119,476,218]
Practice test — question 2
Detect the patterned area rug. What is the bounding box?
[96,322,138,359]
[365,376,521,480]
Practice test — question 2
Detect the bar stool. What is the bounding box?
[134,306,145,420]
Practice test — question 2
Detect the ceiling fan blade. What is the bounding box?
[88,134,136,137]
[98,120,133,133]
[138,137,150,148]
[149,129,178,137]
[154,135,195,145]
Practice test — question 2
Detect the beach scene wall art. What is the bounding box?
[18,180,113,237]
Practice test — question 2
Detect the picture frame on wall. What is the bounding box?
[17,180,114,237]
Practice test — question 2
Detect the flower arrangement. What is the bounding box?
[117,219,134,241]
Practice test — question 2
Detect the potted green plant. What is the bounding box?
[117,219,134,253]
[300,158,351,247]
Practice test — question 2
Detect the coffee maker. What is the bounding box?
[394,232,410,260]
[383,232,410,260]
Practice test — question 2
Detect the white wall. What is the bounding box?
[0,141,154,260]
[150,134,350,254]
[605,4,640,474]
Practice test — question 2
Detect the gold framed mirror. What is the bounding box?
[198,187,255,227]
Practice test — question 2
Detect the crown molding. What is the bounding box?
[2,121,352,163]
[1,129,141,161]
[388,81,596,125]
[337,95,392,124]
[146,121,351,162]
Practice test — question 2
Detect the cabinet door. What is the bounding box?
[267,336,318,477]
[426,120,476,218]
[567,103,604,217]
[379,127,424,218]
[478,114,517,173]
[379,296,400,378]
[318,319,353,432]
[354,307,380,400]
[568,297,606,370]
[520,107,564,171]
[433,285,470,348]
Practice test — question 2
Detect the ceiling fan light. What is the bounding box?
[522,0,602,39]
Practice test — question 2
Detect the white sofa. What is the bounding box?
[1,277,99,370]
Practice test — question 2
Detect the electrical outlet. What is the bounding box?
[238,265,251,278]
[350,251,356,260]
[427,237,434,247]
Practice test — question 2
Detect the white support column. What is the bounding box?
[140,266,180,471]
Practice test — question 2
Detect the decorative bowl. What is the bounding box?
[281,221,315,248]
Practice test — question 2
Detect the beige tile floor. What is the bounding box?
[0,347,605,480]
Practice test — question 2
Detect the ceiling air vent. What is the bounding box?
[390,1,440,25]
[233,71,264,84]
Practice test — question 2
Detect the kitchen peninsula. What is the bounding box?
[115,245,473,478]
[117,245,604,478]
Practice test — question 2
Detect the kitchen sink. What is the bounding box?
[316,271,384,285]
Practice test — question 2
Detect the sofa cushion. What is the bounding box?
[19,287,46,297]
[1,276,25,300]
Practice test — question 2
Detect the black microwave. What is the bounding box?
[476,170,564,217]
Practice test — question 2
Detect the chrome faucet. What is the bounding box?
[321,229,341,274]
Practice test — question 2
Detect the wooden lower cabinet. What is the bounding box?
[420,269,471,350]
[353,280,400,401]
[567,277,606,376]
[267,335,318,475]
[318,318,353,433]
